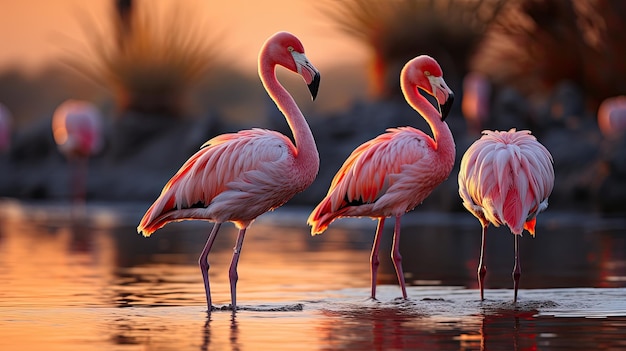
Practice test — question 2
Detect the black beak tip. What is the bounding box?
[440,92,454,121]
[308,72,321,101]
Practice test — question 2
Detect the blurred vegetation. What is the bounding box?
[471,0,626,110]
[322,0,507,99]
[325,0,626,114]
[69,0,217,118]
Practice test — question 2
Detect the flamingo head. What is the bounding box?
[404,55,454,121]
[262,31,321,100]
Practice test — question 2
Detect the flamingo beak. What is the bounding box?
[291,51,320,100]
[429,76,454,121]
[308,71,321,100]
[440,91,454,121]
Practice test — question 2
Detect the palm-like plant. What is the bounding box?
[471,0,626,109]
[323,0,506,99]
[73,0,216,117]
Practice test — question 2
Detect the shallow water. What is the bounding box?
[0,199,625,350]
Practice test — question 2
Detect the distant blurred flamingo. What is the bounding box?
[137,32,321,311]
[52,100,103,202]
[0,103,12,154]
[597,96,626,138]
[462,72,491,134]
[308,55,455,300]
[458,129,554,303]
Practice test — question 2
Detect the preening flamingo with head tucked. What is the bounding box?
[137,31,321,312]
[52,100,103,202]
[458,129,554,303]
[308,55,455,300]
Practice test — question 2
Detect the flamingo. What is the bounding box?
[52,99,103,202]
[308,55,455,300]
[458,129,554,303]
[597,96,626,138]
[0,103,12,154]
[461,72,491,134]
[137,32,321,311]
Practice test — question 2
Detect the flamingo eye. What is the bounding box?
[424,71,431,76]
[288,46,294,52]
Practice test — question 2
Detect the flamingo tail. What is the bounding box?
[138,197,209,237]
[137,147,210,237]
[137,193,178,236]
[308,198,349,235]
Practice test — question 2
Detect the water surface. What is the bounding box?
[0,200,625,350]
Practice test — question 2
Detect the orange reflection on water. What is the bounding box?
[1,205,625,351]
[0,218,116,308]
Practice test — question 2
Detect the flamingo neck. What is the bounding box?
[401,75,455,165]
[259,56,319,174]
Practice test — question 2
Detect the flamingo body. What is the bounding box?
[308,55,455,299]
[139,128,313,233]
[458,128,554,302]
[310,126,453,231]
[137,32,320,311]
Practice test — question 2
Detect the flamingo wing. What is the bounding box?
[138,129,297,235]
[309,127,437,234]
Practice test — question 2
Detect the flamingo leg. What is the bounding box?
[69,156,88,205]
[199,222,221,311]
[512,233,521,304]
[478,224,488,301]
[228,228,247,311]
[370,217,385,300]
[391,215,408,299]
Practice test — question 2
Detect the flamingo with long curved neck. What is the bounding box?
[137,32,320,311]
[308,55,455,300]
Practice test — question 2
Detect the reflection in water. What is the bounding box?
[318,302,461,350]
[477,309,538,351]
[0,202,625,350]
[317,304,540,351]
[0,216,116,308]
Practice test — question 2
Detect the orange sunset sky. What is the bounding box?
[0,0,369,74]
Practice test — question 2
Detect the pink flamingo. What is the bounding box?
[458,129,554,303]
[137,32,320,311]
[461,72,491,134]
[0,103,12,154]
[598,96,626,138]
[52,100,103,202]
[308,55,455,300]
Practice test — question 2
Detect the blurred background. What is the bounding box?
[1,0,625,214]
